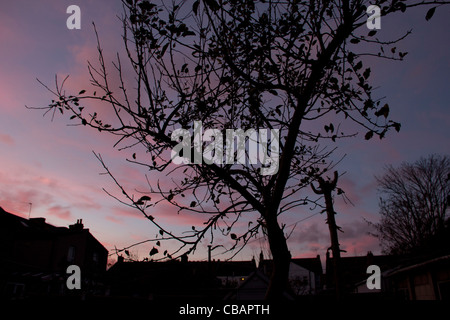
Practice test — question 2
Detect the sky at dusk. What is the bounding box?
[0,1,449,265]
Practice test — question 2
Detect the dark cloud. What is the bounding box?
[296,222,328,243]
[340,220,374,240]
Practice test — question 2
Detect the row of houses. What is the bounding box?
[0,206,108,299]
[1,206,449,300]
[104,252,323,300]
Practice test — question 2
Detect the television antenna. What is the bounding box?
[27,202,32,219]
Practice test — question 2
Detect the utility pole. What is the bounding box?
[311,171,344,300]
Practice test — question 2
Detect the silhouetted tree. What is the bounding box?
[29,0,449,299]
[373,154,450,255]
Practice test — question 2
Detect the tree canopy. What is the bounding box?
[373,154,450,255]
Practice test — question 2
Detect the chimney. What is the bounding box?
[258,251,265,273]
[367,251,374,265]
[208,245,212,263]
[69,219,84,231]
[181,253,188,263]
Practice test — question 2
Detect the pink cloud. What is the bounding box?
[0,205,27,219]
[33,176,60,189]
[340,235,381,256]
[106,215,123,224]
[75,193,103,211]
[0,133,14,146]
[155,202,231,228]
[57,20,136,128]
[111,206,146,220]
[0,187,49,217]
[288,215,381,259]
[0,156,103,211]
[47,205,72,221]
[292,242,325,259]
[104,188,225,228]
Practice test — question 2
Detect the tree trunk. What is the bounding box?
[323,186,344,300]
[264,209,291,300]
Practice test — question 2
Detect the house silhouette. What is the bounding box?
[0,206,108,300]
